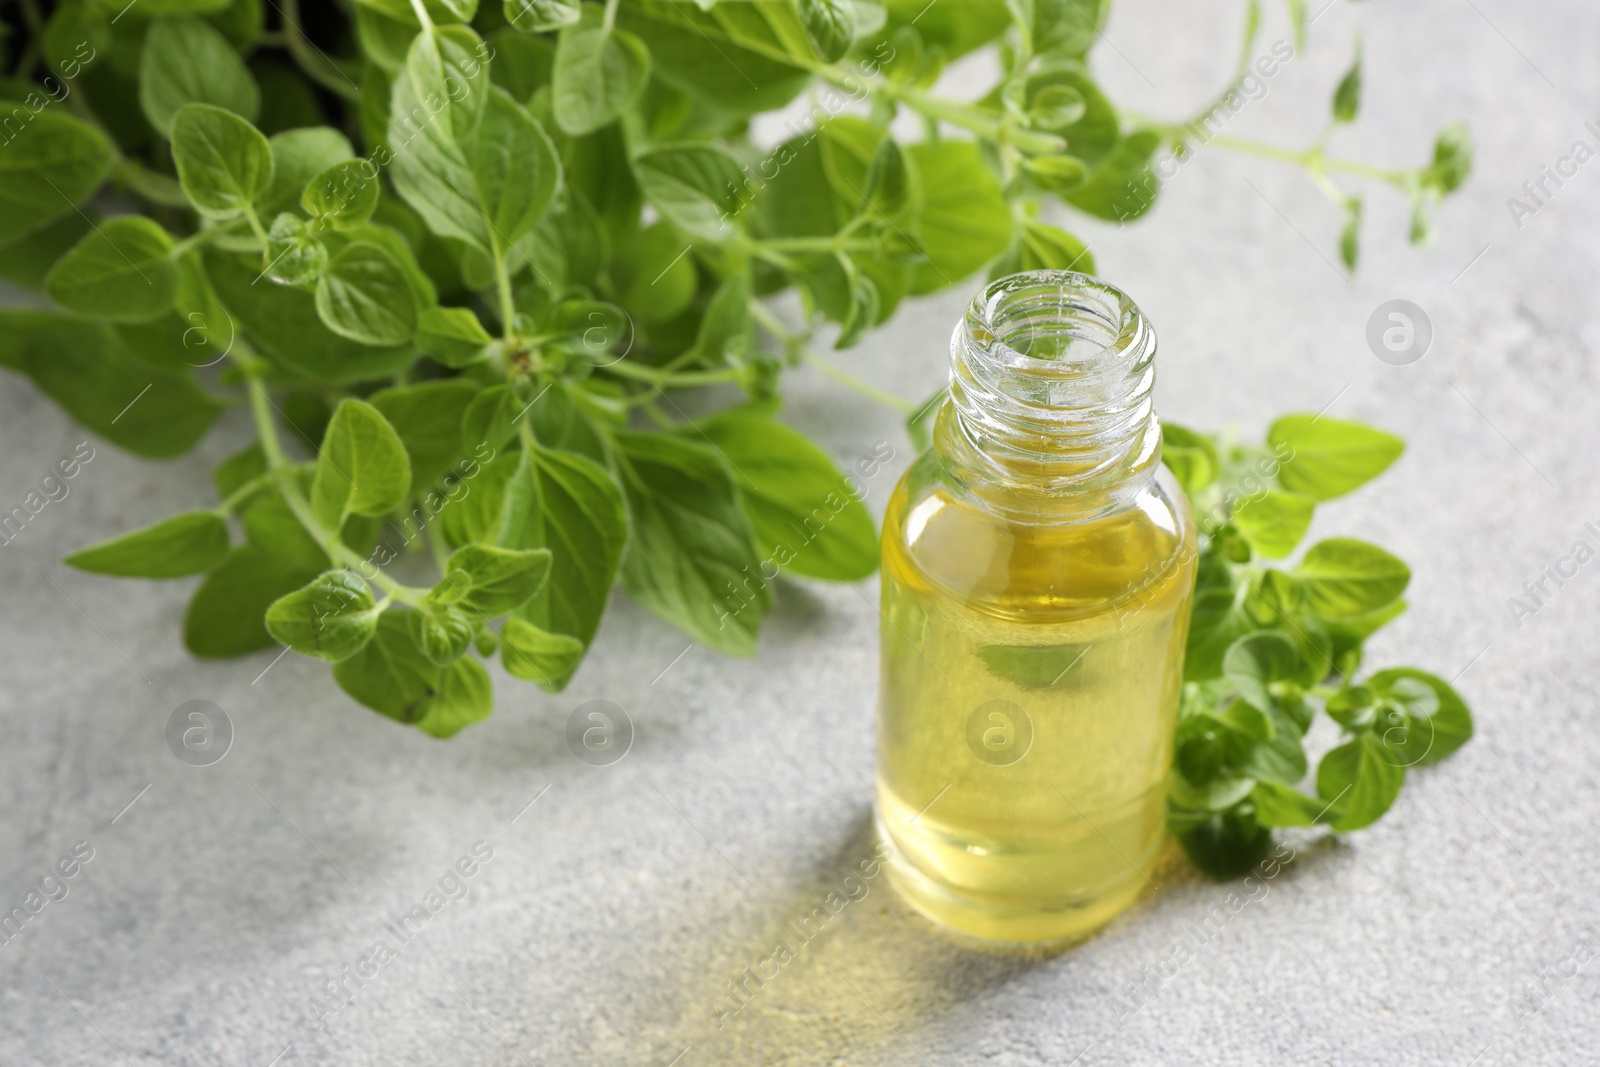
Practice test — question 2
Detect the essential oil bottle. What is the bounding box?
[876,271,1196,945]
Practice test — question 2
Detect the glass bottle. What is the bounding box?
[876,270,1197,945]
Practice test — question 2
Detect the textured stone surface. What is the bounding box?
[2,2,1596,1064]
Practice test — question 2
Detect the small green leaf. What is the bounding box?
[262,127,356,217]
[315,242,419,346]
[265,570,380,662]
[1185,587,1254,682]
[263,213,329,287]
[633,143,747,240]
[1424,122,1473,194]
[835,268,879,351]
[1365,667,1473,768]
[415,306,495,367]
[139,16,260,134]
[504,0,581,33]
[65,511,230,578]
[408,602,476,665]
[695,412,879,581]
[1172,806,1273,881]
[434,544,554,618]
[184,546,322,659]
[1018,221,1096,274]
[171,104,274,220]
[370,379,482,490]
[0,111,113,244]
[695,270,754,362]
[1231,489,1315,559]
[1223,630,1313,720]
[552,6,650,135]
[797,0,855,62]
[302,159,381,229]
[1339,197,1361,271]
[1294,538,1410,618]
[45,216,177,323]
[1269,414,1404,501]
[907,140,1013,292]
[1316,733,1405,831]
[1160,423,1218,496]
[1023,154,1089,192]
[1250,781,1329,828]
[311,398,413,529]
[501,616,586,688]
[614,430,769,655]
[332,611,493,737]
[1332,38,1362,123]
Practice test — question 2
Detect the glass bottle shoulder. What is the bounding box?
[881,448,1197,623]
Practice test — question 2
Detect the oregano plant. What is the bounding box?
[1,0,1471,869]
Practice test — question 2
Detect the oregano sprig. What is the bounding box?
[0,0,1471,779]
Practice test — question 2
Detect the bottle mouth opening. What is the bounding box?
[944,270,1160,516]
[963,271,1144,378]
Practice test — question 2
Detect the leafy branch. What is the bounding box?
[0,0,1471,784]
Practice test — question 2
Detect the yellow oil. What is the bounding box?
[876,451,1195,944]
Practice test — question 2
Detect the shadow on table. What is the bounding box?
[635,808,1197,1066]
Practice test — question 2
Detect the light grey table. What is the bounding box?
[3,2,1596,1063]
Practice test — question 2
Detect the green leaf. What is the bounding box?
[695,412,878,581]
[1223,630,1313,720]
[1172,806,1272,881]
[1268,414,1404,501]
[1424,122,1472,194]
[264,570,381,662]
[1022,154,1088,193]
[435,544,553,617]
[906,140,1012,293]
[1339,197,1361,271]
[834,267,879,351]
[333,611,493,737]
[65,510,230,578]
[302,159,381,229]
[0,111,113,245]
[1184,587,1254,682]
[1332,37,1362,123]
[1033,0,1107,56]
[1294,538,1410,618]
[504,0,581,33]
[1160,423,1218,496]
[184,546,321,659]
[262,213,328,286]
[1017,221,1095,274]
[1316,733,1405,831]
[408,602,476,665]
[618,1,812,115]
[242,484,330,571]
[1250,780,1329,828]
[311,399,413,529]
[1231,489,1315,559]
[139,16,260,133]
[204,249,415,384]
[501,617,586,688]
[1064,128,1161,222]
[44,216,177,324]
[415,306,495,367]
[315,241,420,346]
[797,0,855,62]
[694,270,754,362]
[370,379,481,490]
[502,446,628,687]
[1365,667,1473,768]
[388,76,560,255]
[614,430,769,655]
[552,6,650,135]
[3,310,221,458]
[171,104,274,220]
[262,127,355,217]
[632,143,747,240]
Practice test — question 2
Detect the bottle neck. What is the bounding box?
[934,271,1162,522]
